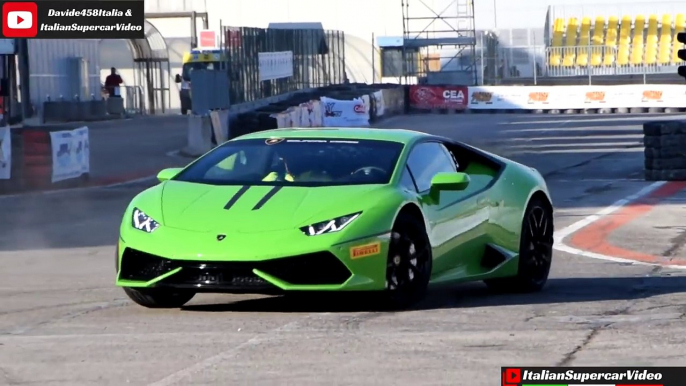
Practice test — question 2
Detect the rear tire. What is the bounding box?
[123,287,196,309]
[380,211,432,309]
[484,197,554,293]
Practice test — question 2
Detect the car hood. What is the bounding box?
[158,181,383,233]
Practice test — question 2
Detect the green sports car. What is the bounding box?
[116,128,554,309]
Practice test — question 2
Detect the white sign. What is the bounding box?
[320,96,370,127]
[468,85,686,110]
[258,51,294,81]
[0,126,10,180]
[199,30,217,48]
[373,90,386,117]
[50,126,90,183]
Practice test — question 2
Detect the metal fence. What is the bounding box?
[220,27,346,105]
[485,44,686,85]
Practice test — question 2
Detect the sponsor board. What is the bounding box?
[320,96,369,127]
[468,85,686,110]
[409,85,468,109]
[50,126,89,183]
[258,51,294,81]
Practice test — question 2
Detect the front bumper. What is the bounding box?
[115,232,391,294]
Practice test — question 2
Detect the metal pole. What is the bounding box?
[588,44,591,85]
[480,34,484,85]
[190,11,197,49]
[493,0,497,29]
[17,38,31,122]
[372,33,376,83]
[533,32,537,85]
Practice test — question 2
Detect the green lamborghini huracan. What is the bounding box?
[116,128,554,309]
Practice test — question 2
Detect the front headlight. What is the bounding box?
[300,212,361,236]
[131,208,160,233]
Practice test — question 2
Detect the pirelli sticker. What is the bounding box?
[350,242,381,259]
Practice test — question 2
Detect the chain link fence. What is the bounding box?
[220,27,346,105]
[474,28,685,85]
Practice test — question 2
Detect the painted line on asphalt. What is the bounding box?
[0,174,156,200]
[554,180,686,269]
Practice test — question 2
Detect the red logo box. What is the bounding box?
[503,368,521,386]
[3,2,38,38]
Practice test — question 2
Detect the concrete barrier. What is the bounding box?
[643,120,686,181]
[0,124,90,194]
[184,115,214,157]
[41,97,124,124]
[181,83,407,157]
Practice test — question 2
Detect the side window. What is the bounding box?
[400,166,417,192]
[406,142,457,192]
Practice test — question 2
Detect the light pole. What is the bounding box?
[493,0,497,29]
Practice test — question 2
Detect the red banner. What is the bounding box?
[409,85,468,109]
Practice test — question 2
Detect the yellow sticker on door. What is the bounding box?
[350,242,381,259]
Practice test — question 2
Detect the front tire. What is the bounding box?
[123,287,196,309]
[485,197,554,293]
[381,212,432,309]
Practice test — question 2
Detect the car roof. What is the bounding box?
[233,127,433,144]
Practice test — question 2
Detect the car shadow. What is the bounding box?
[180,275,686,313]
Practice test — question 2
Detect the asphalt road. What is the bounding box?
[1,113,686,385]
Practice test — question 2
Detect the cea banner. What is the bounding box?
[50,126,90,183]
[320,96,369,127]
[0,125,10,179]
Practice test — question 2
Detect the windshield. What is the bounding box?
[182,62,221,81]
[173,138,405,187]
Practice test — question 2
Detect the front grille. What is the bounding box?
[119,249,175,281]
[119,248,352,290]
[161,260,271,291]
[255,252,352,285]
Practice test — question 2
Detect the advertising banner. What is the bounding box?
[320,96,369,127]
[50,126,89,183]
[468,85,686,110]
[258,51,294,81]
[409,85,468,109]
[373,90,386,117]
[0,125,10,179]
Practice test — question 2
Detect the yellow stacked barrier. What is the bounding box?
[617,15,632,65]
[603,16,619,66]
[644,15,658,64]
[562,17,579,66]
[576,17,592,66]
[673,14,685,63]
[549,18,565,66]
[591,16,606,66]
[658,14,673,64]
[630,15,645,65]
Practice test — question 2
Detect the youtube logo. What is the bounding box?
[502,368,521,386]
[3,2,37,38]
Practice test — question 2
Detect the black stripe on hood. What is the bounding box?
[252,186,283,210]
[223,185,250,210]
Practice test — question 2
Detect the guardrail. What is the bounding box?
[120,85,145,115]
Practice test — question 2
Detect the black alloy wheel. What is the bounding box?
[485,197,554,293]
[384,212,433,309]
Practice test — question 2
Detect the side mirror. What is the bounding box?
[175,74,182,83]
[157,167,183,182]
[430,172,470,191]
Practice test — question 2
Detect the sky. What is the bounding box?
[145,0,682,40]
